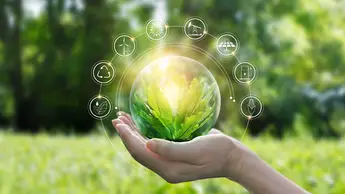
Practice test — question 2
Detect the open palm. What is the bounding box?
[112,112,244,183]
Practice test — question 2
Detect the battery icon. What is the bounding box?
[240,65,252,81]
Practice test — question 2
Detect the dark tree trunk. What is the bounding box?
[0,0,8,41]
[10,0,23,131]
[0,0,10,126]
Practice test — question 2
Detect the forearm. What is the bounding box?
[227,146,309,194]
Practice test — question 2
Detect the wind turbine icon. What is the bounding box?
[118,37,131,55]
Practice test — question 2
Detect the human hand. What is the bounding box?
[112,112,251,184]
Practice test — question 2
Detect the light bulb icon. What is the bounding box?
[247,98,256,115]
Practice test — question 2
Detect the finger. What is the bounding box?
[115,124,171,172]
[208,128,223,135]
[118,116,140,133]
[118,122,146,143]
[146,138,201,164]
[119,112,137,128]
[117,116,147,141]
[112,119,124,128]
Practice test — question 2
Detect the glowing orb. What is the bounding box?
[130,56,221,141]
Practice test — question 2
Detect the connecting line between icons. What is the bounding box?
[98,83,102,96]
[133,32,146,39]
[206,32,217,39]
[167,25,184,28]
[234,55,241,63]
[110,55,116,63]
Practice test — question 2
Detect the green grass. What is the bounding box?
[0,133,344,194]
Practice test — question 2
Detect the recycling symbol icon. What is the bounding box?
[92,62,115,85]
[97,65,111,79]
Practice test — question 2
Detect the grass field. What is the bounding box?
[0,133,344,194]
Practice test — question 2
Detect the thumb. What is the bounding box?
[146,139,199,163]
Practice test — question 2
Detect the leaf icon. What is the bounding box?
[93,101,108,115]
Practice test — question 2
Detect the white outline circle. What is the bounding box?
[113,35,136,57]
[91,61,115,85]
[145,19,168,41]
[184,17,207,40]
[233,62,257,84]
[216,33,239,56]
[240,95,263,120]
[88,95,112,120]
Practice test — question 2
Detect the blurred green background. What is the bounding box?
[1,0,345,193]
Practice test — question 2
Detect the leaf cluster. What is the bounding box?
[132,75,217,141]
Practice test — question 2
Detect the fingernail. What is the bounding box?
[112,119,122,127]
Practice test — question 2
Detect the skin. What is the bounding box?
[112,112,309,194]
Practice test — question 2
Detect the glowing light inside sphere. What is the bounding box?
[130,56,221,141]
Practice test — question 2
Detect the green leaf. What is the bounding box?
[133,72,218,141]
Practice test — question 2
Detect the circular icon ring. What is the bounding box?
[240,96,263,120]
[113,35,136,57]
[88,95,112,120]
[146,19,168,41]
[91,61,115,85]
[233,62,257,84]
[184,17,207,40]
[216,34,239,56]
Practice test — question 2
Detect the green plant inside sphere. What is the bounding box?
[130,56,221,142]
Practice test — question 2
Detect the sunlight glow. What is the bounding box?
[162,82,180,115]
[159,57,170,70]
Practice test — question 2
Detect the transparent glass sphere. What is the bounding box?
[130,56,221,141]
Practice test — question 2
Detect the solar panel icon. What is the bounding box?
[218,39,236,51]
[216,34,239,56]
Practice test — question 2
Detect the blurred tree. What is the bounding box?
[0,0,10,126]
[11,0,23,131]
[0,0,25,131]
[0,0,117,132]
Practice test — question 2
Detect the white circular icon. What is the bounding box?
[88,95,112,120]
[233,62,257,84]
[240,96,263,120]
[113,35,136,57]
[91,61,115,85]
[184,18,207,40]
[146,19,168,41]
[216,34,239,56]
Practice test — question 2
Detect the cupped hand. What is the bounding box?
[112,112,248,184]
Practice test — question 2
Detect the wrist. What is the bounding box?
[225,141,308,194]
[224,137,260,182]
